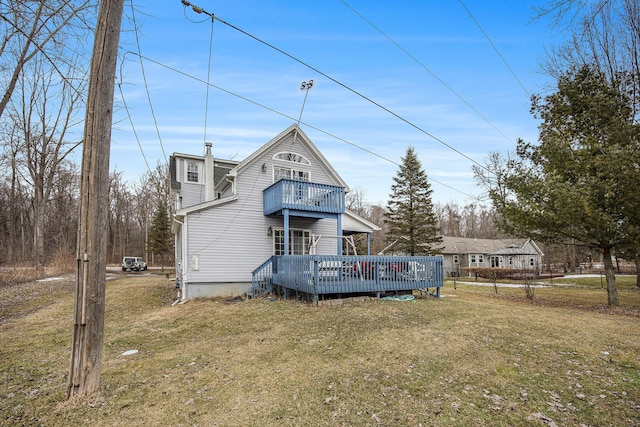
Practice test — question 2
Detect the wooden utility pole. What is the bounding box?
[68,0,124,398]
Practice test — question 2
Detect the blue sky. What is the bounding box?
[112,0,563,205]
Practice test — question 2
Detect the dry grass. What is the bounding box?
[0,252,76,288]
[1,275,639,426]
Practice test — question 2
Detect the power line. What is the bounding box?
[180,0,489,174]
[339,0,516,146]
[457,0,531,99]
[130,0,168,165]
[124,51,478,200]
[117,82,152,174]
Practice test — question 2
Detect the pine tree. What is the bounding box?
[489,66,640,306]
[385,147,442,255]
[147,201,172,271]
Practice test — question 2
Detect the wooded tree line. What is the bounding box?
[0,159,171,266]
[0,0,173,267]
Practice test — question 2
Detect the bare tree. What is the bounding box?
[536,0,640,114]
[368,203,388,254]
[136,162,170,263]
[472,150,516,205]
[5,52,86,267]
[108,170,136,262]
[0,0,96,119]
[345,186,370,217]
[0,122,33,262]
[45,160,79,257]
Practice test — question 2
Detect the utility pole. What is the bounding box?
[68,0,124,398]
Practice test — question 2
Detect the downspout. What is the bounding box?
[173,217,187,303]
[225,172,236,196]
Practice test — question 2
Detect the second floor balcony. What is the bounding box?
[263,179,345,217]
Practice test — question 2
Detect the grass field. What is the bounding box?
[1,274,638,426]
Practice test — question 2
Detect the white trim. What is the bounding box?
[272,227,311,255]
[229,124,350,191]
[272,165,311,183]
[273,151,311,165]
[185,159,202,184]
[176,194,238,215]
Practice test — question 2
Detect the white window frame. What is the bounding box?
[273,166,310,183]
[273,228,311,255]
[186,160,201,183]
[273,151,311,165]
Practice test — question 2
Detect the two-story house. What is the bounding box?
[170,125,383,299]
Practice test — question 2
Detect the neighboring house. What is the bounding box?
[436,236,544,277]
[379,236,544,277]
[170,125,381,299]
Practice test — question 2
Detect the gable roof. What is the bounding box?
[343,209,381,234]
[435,236,542,256]
[229,124,350,191]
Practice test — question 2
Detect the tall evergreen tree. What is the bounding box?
[385,147,442,255]
[490,66,640,306]
[147,200,172,271]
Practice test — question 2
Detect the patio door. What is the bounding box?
[273,228,311,255]
[490,256,502,268]
[274,167,310,203]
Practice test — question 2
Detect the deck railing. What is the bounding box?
[252,255,443,302]
[251,256,276,298]
[263,179,345,216]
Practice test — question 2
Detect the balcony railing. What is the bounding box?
[263,179,345,216]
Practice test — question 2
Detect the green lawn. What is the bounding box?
[1,275,638,426]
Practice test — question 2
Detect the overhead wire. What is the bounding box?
[117,82,152,174]
[339,0,516,146]
[457,0,531,99]
[130,0,168,165]
[197,14,216,206]
[125,51,476,199]
[180,0,489,174]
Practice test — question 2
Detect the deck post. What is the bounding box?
[336,214,342,255]
[313,258,319,305]
[284,209,290,255]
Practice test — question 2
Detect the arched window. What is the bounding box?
[273,152,311,165]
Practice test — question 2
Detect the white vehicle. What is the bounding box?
[121,256,147,272]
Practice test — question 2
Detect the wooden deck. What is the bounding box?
[252,255,443,303]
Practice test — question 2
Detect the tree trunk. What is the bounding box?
[635,252,640,288]
[602,247,619,306]
[68,0,124,399]
[34,199,45,269]
[33,181,46,268]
